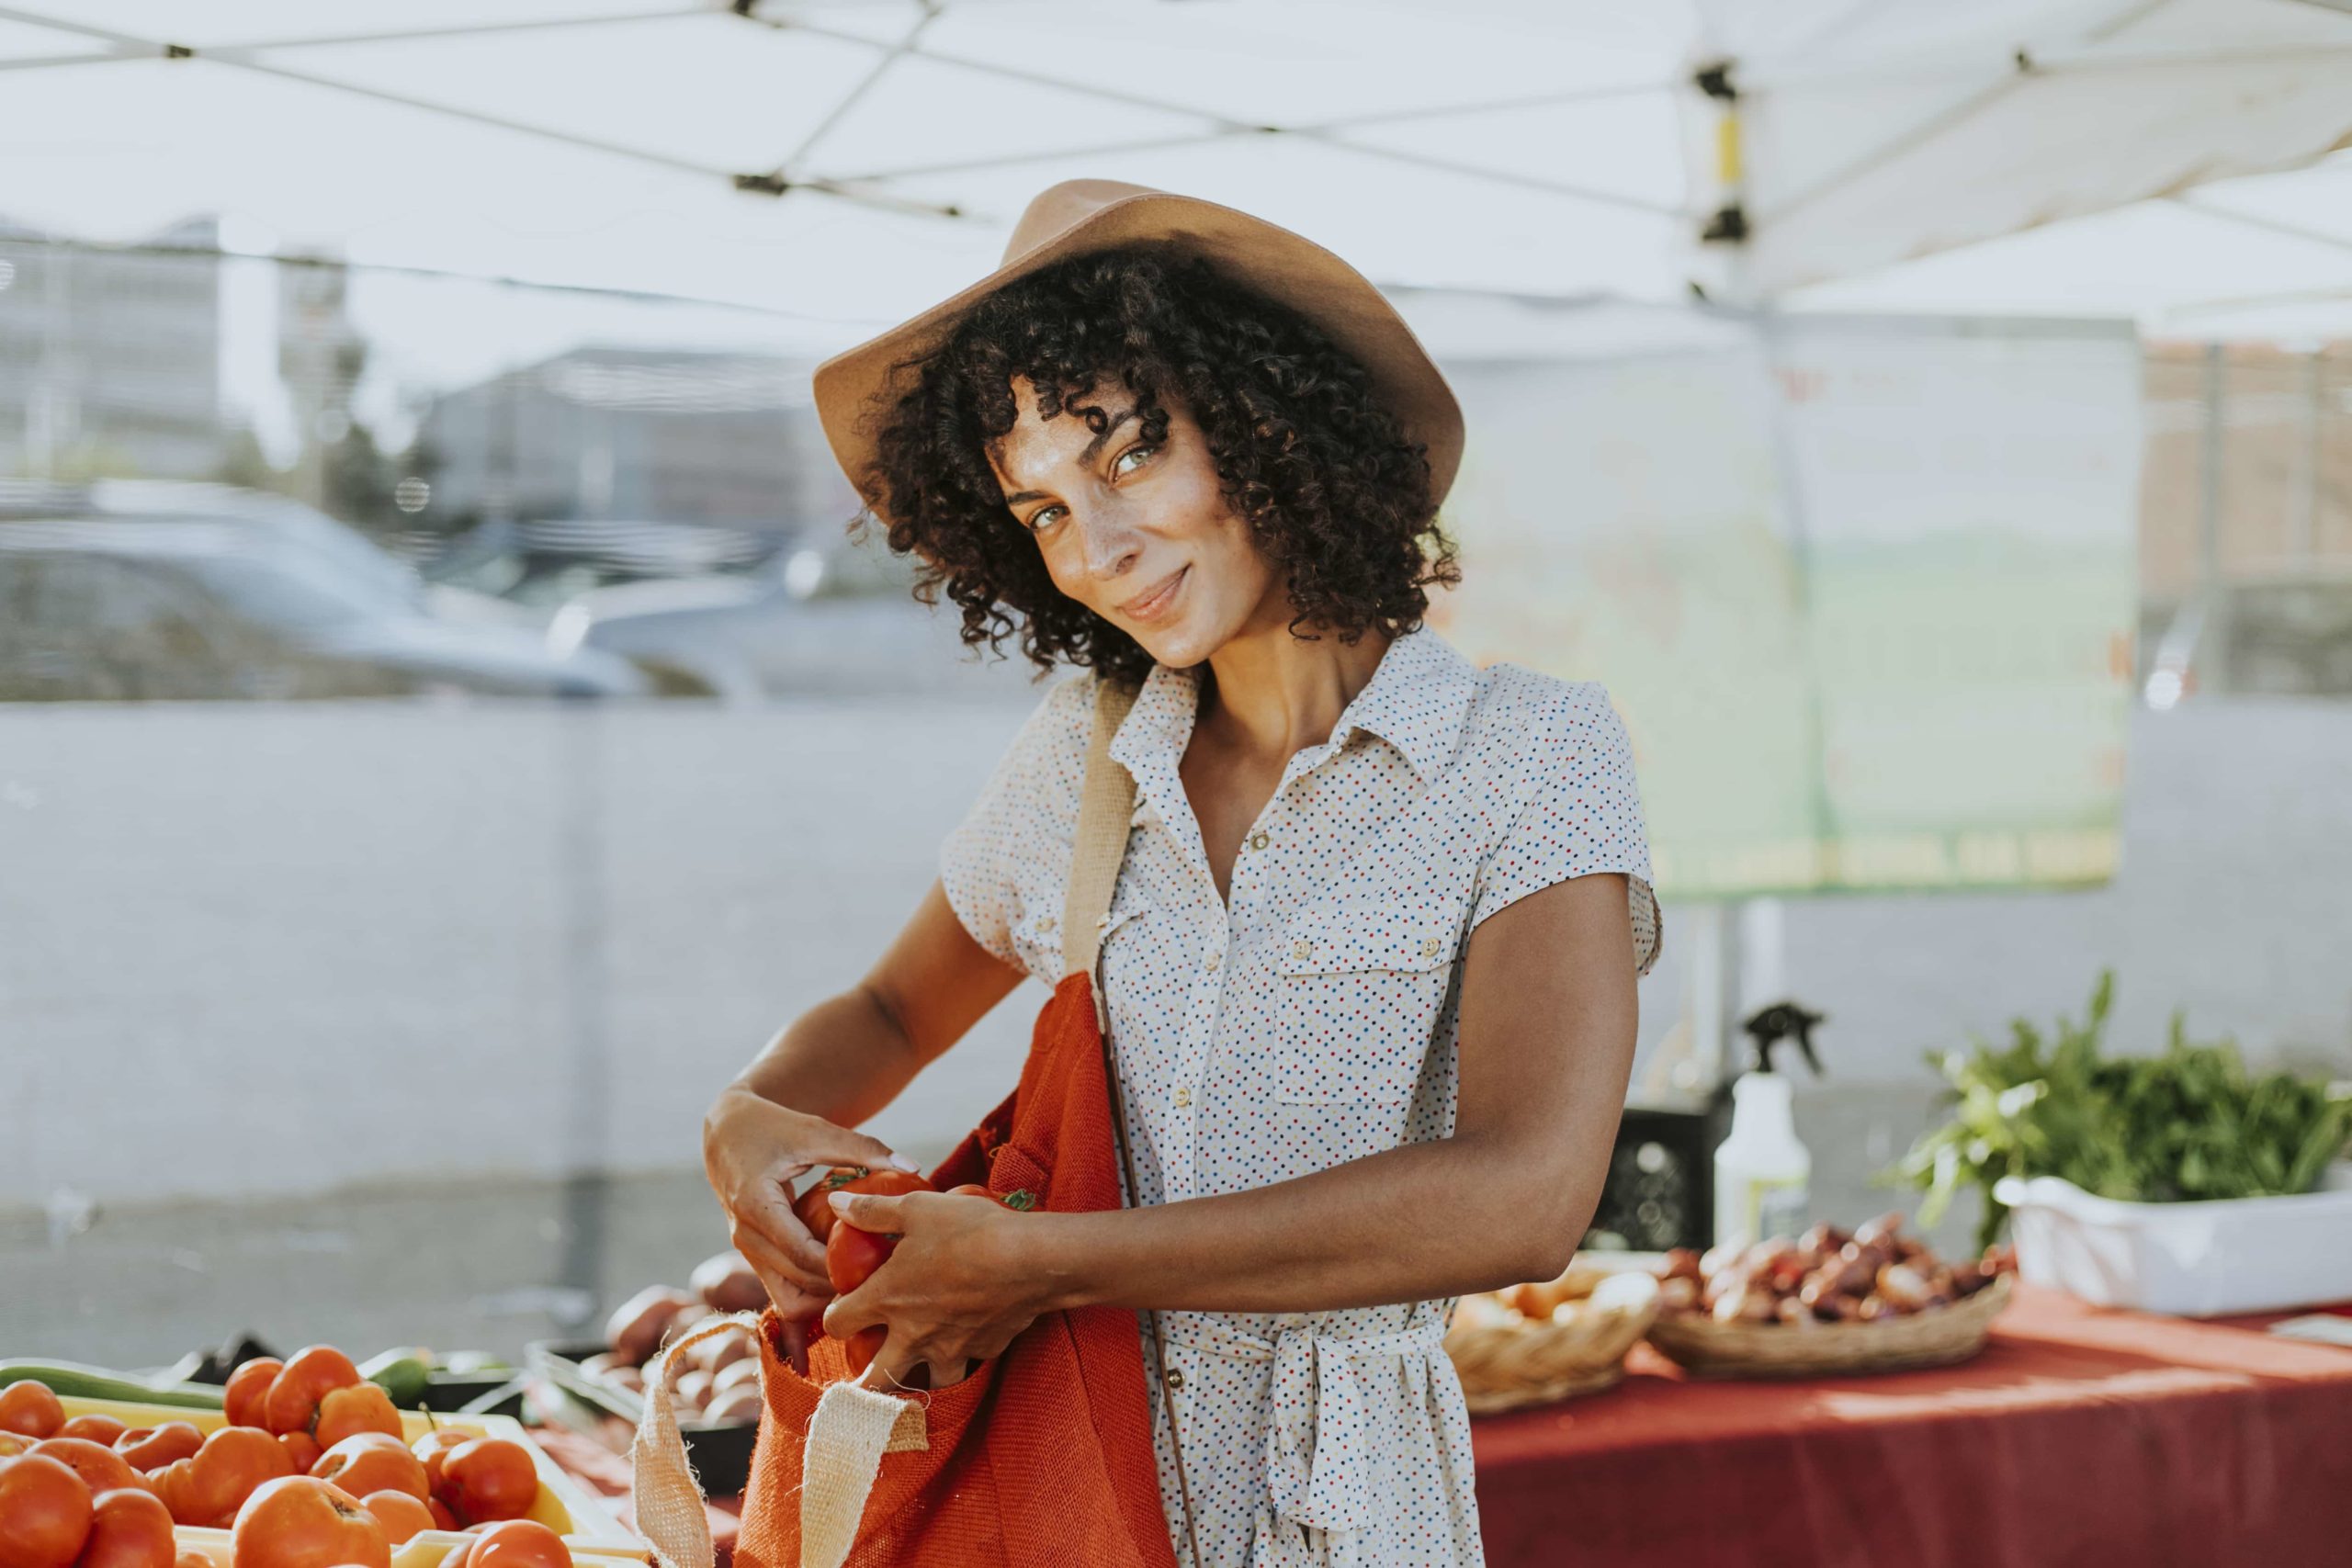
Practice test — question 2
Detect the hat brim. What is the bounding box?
[811,188,1464,528]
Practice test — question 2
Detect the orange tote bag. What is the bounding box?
[633,677,1200,1568]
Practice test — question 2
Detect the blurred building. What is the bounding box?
[416,347,857,536]
[0,214,226,481]
[2140,342,2352,696]
[277,253,366,513]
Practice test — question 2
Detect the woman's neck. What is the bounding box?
[1193,593,1392,767]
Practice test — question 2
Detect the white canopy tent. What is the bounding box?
[1,0,2349,342]
[4,0,2330,1107]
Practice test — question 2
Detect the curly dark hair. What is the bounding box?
[850,239,1461,685]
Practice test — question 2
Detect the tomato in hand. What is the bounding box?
[794,1167,930,1247]
[823,1215,902,1374]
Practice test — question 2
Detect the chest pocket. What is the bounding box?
[1272,890,1466,1107]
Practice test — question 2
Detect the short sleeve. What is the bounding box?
[1470,683,1663,977]
[938,671,1096,982]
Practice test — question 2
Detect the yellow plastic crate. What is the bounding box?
[50,1393,648,1561]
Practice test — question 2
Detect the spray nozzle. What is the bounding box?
[1741,999,1826,1077]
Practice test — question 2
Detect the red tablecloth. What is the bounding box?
[1470,1284,2352,1568]
[542,1288,2352,1568]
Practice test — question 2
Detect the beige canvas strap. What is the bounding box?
[630,1312,926,1568]
[1060,675,1205,1568]
[1060,675,1141,1016]
[630,1311,763,1568]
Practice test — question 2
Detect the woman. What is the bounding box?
[703,180,1660,1567]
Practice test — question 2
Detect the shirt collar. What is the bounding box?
[1107,622,1479,785]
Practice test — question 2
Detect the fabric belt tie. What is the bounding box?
[1157,1309,1450,1538]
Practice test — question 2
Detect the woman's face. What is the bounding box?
[988,374,1279,669]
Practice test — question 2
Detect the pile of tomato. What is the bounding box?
[0,1351,570,1568]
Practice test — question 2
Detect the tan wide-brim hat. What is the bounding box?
[810,178,1464,528]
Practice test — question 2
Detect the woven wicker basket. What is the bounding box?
[1445,1270,1659,1414]
[1645,1271,2014,1379]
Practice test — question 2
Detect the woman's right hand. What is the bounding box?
[701,1083,920,1327]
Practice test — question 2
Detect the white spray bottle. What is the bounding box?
[1712,1001,1825,1250]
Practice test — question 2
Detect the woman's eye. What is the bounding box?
[1025,504,1065,533]
[1115,443,1158,476]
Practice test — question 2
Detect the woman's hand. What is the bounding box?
[820,1189,1061,1392]
[701,1083,920,1330]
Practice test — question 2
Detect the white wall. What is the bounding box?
[4,694,2347,1213]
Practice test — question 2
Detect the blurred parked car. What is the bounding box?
[2140,570,2352,707]
[545,541,1045,703]
[0,491,650,701]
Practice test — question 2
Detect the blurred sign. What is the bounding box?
[1428,313,2140,899]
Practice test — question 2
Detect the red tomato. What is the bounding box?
[824,1215,904,1376]
[437,1438,537,1526]
[258,1348,361,1438]
[28,1438,146,1500]
[460,1519,569,1568]
[409,1429,469,1494]
[115,1424,202,1473]
[154,1427,291,1528]
[57,1416,127,1447]
[794,1166,929,1246]
[946,1184,1037,1210]
[355,1490,435,1547]
[824,1217,897,1296]
[0,1382,65,1440]
[76,1487,175,1568]
[222,1359,284,1431]
[0,1452,93,1568]
[310,1385,400,1452]
[277,1433,322,1475]
[229,1476,390,1568]
[310,1436,427,1504]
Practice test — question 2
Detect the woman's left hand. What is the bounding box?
[820,1188,1060,1391]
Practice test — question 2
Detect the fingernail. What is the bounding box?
[888,1153,921,1173]
[829,1191,852,1213]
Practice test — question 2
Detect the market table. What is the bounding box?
[1471,1283,2352,1568]
[538,1285,2352,1567]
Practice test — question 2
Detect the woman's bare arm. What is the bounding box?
[702,879,1023,1315]
[825,872,1641,1385]
[721,879,1023,1124]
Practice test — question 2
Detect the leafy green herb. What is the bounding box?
[1883,970,2352,1249]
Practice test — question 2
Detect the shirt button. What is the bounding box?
[1164,1368,1185,1391]
[1292,938,1313,962]
[1250,831,1271,852]
[1172,1086,1192,1109]
[1419,936,1441,959]
[1205,950,1223,973]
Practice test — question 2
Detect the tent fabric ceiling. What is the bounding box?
[1,0,2348,338]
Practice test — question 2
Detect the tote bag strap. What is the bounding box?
[1060,674,1139,1007]
[1060,675,1205,1568]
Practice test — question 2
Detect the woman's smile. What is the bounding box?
[1118,564,1189,624]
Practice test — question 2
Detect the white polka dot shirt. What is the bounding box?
[941,625,1660,1566]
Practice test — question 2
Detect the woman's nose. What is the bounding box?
[1074,507,1143,581]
